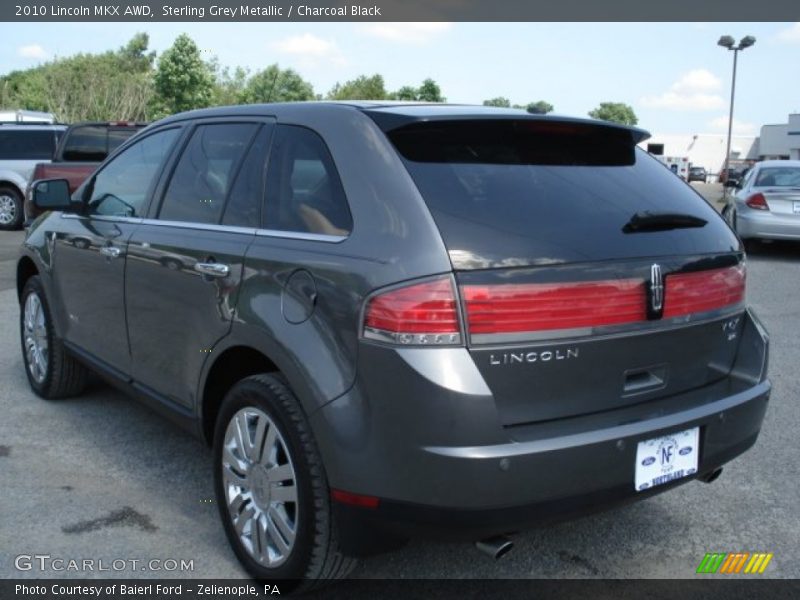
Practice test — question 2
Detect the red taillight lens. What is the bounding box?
[745,193,769,210]
[462,279,646,335]
[663,265,745,318]
[363,277,461,344]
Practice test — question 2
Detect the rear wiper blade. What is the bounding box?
[622,212,707,233]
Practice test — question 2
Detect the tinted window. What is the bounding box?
[87,128,179,217]
[388,120,734,267]
[159,123,257,224]
[62,126,107,161]
[265,125,352,236]
[0,130,56,160]
[222,125,271,228]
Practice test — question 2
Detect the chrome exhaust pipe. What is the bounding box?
[475,535,514,559]
[699,467,723,483]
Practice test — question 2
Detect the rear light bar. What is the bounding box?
[663,265,746,319]
[462,279,646,334]
[745,193,769,210]
[363,277,461,345]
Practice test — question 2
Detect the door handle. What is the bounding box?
[99,246,122,259]
[194,262,230,278]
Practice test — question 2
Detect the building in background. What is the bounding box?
[758,114,799,160]
[640,133,758,178]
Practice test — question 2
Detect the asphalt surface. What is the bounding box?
[1,188,798,580]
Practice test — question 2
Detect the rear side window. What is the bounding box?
[63,125,143,161]
[159,123,258,224]
[0,130,57,160]
[265,125,352,236]
[387,119,732,266]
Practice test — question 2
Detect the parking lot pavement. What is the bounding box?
[1,239,798,580]
[0,230,24,292]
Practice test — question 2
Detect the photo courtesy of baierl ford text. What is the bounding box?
[1,1,799,599]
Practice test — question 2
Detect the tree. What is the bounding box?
[211,62,249,106]
[525,100,554,114]
[588,102,638,126]
[392,85,418,101]
[241,65,315,103]
[154,33,214,115]
[483,97,511,108]
[327,74,387,100]
[416,78,445,102]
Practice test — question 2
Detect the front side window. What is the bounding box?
[87,128,179,217]
[265,125,352,236]
[158,123,258,224]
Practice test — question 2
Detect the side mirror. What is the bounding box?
[32,179,73,211]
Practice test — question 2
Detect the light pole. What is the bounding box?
[718,35,755,197]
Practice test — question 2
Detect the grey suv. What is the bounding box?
[18,103,770,587]
[0,123,65,230]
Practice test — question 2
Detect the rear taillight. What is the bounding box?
[363,277,461,345]
[663,264,746,318]
[462,279,646,335]
[745,193,769,210]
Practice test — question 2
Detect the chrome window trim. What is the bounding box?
[61,212,347,243]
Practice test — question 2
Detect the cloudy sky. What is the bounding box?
[3,21,799,135]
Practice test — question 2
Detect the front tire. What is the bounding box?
[213,374,356,590]
[20,276,88,398]
[0,185,23,230]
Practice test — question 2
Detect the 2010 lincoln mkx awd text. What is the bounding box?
[17,102,770,588]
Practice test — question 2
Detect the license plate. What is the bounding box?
[793,201,800,214]
[635,427,699,491]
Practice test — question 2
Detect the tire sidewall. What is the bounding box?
[0,185,23,231]
[20,276,55,395]
[213,377,322,583]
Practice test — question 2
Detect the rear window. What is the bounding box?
[61,125,141,161]
[0,130,57,160]
[754,166,800,188]
[388,120,736,267]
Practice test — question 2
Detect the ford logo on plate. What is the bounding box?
[642,457,656,466]
[679,446,693,456]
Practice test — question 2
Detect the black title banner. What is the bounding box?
[3,0,800,22]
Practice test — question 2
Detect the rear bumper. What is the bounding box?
[310,308,770,544]
[736,209,800,240]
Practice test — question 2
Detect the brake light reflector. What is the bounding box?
[462,279,646,334]
[663,265,745,318]
[363,277,461,344]
[745,193,769,210]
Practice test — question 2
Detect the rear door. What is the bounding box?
[387,119,746,426]
[125,119,272,408]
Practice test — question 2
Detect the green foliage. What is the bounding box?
[588,102,638,126]
[153,34,214,116]
[416,78,445,102]
[0,33,156,122]
[242,65,315,104]
[327,74,387,101]
[391,86,418,101]
[483,97,511,108]
[525,100,554,114]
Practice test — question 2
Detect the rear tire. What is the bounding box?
[213,374,356,591]
[0,185,23,231]
[20,276,88,399]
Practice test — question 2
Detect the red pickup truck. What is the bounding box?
[24,121,147,224]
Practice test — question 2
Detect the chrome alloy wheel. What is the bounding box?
[222,407,299,567]
[0,193,16,226]
[23,292,49,384]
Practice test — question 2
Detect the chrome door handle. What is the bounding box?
[194,262,230,277]
[99,246,122,259]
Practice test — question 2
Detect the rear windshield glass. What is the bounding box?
[388,120,734,267]
[62,126,140,161]
[0,130,57,160]
[754,166,800,188]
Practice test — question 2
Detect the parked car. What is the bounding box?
[688,166,708,183]
[18,103,770,588]
[24,121,147,226]
[728,159,800,245]
[0,122,66,230]
[718,167,744,187]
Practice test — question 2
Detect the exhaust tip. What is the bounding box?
[475,536,514,560]
[700,467,723,483]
